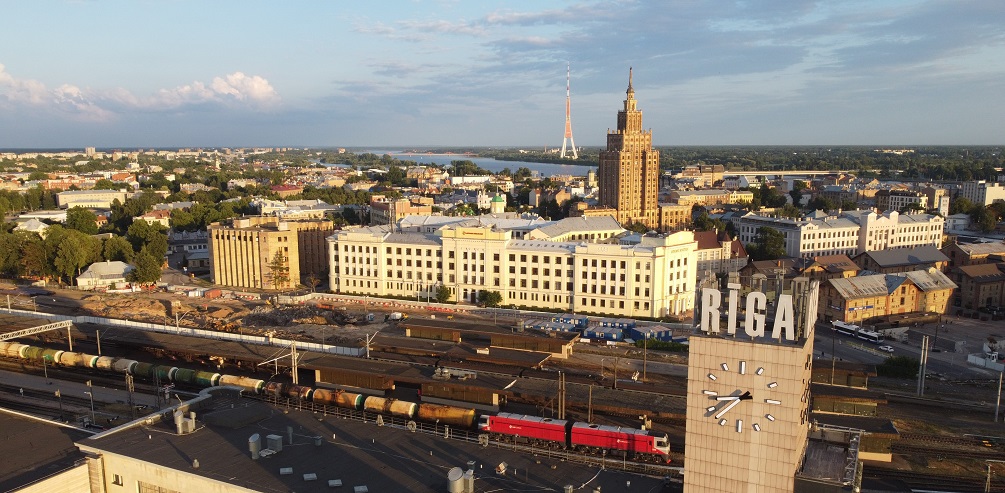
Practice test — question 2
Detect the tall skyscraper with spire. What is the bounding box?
[597,68,660,229]
[560,63,578,159]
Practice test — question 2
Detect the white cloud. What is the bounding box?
[0,63,280,121]
[0,63,49,105]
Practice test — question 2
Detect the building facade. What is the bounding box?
[960,180,1005,206]
[956,263,1005,310]
[208,216,332,290]
[735,210,944,259]
[694,230,748,280]
[874,190,928,213]
[327,224,698,319]
[659,203,692,232]
[819,269,956,324]
[56,189,129,209]
[597,69,660,229]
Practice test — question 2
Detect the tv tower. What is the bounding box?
[560,63,578,159]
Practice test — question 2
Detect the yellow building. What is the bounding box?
[819,268,956,324]
[659,203,692,232]
[208,216,333,290]
[597,69,660,229]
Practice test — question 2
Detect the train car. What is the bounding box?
[153,365,178,383]
[132,362,155,379]
[0,342,29,359]
[363,396,417,419]
[263,381,282,398]
[416,403,477,429]
[56,351,96,368]
[569,423,670,461]
[478,413,569,446]
[312,388,364,410]
[112,358,138,375]
[94,356,116,370]
[218,375,265,394]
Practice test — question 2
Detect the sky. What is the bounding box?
[1,1,1003,148]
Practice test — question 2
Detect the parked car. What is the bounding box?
[878,345,895,353]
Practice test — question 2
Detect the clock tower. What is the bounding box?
[683,279,819,493]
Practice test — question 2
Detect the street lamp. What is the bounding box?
[55,389,63,421]
[84,387,96,425]
[42,354,51,385]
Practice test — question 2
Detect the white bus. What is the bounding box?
[831,320,859,336]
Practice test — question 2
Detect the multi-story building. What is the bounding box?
[56,189,129,209]
[693,230,748,280]
[874,190,928,213]
[735,210,944,259]
[369,196,434,226]
[679,164,724,188]
[327,223,698,319]
[920,186,950,216]
[960,180,1005,206]
[819,268,956,323]
[208,216,333,290]
[852,245,949,274]
[597,69,660,230]
[956,262,1005,310]
[943,240,1005,275]
[669,190,754,207]
[659,203,692,232]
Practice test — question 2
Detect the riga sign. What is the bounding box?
[700,283,796,341]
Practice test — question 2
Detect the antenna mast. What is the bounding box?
[560,63,578,159]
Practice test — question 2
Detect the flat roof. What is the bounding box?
[0,411,91,491]
[78,388,670,492]
[402,319,581,342]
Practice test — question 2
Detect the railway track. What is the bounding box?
[892,442,1005,461]
[865,467,1005,493]
[251,392,682,479]
[900,432,996,447]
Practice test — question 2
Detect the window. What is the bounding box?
[112,474,124,486]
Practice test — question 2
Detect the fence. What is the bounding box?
[0,308,363,357]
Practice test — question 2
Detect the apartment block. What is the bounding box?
[208,216,333,290]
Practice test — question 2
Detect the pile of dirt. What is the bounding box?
[80,295,169,320]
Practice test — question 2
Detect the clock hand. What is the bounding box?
[714,398,741,419]
[716,396,739,401]
[739,391,753,401]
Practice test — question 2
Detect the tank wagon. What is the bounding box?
[0,341,669,460]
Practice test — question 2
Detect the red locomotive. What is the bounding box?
[479,412,670,462]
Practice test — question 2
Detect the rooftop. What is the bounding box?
[857,245,949,267]
[78,388,666,493]
[0,411,91,491]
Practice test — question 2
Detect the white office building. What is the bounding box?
[735,210,944,259]
[327,220,698,319]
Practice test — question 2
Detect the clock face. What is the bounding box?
[702,360,781,433]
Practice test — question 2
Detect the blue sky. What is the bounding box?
[1,1,1002,148]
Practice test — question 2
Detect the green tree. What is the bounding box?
[92,178,122,190]
[435,285,452,304]
[478,290,503,307]
[128,250,162,285]
[65,206,99,234]
[266,249,290,290]
[806,196,836,211]
[102,236,135,263]
[747,226,786,261]
[777,203,802,219]
[950,197,975,215]
[54,230,95,284]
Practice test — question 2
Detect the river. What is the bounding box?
[324,149,596,178]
